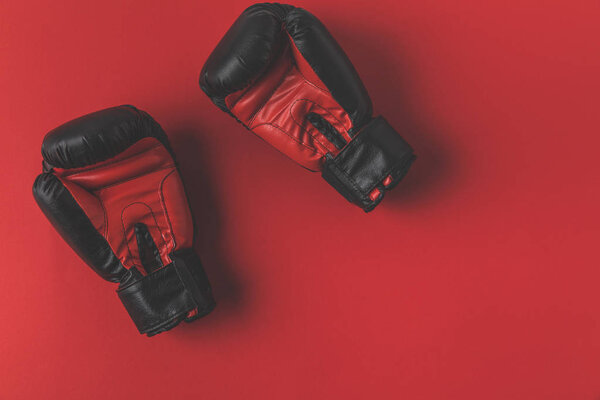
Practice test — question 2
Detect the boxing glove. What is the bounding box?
[33,106,215,336]
[200,3,415,212]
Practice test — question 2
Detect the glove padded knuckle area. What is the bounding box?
[117,249,215,336]
[200,3,291,108]
[42,105,171,169]
[322,117,416,212]
[200,3,371,126]
[284,7,372,126]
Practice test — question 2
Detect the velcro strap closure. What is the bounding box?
[321,117,415,212]
[117,249,215,336]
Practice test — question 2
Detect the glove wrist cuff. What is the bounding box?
[117,249,215,336]
[321,117,415,212]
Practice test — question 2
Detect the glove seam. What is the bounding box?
[247,63,294,128]
[99,191,108,238]
[79,165,176,192]
[55,144,164,177]
[158,169,179,252]
[227,84,255,109]
[43,112,169,170]
[252,122,326,158]
[202,23,288,103]
[286,34,330,94]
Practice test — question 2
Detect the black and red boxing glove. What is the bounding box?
[200,3,415,212]
[32,106,215,336]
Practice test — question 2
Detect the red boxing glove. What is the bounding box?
[33,106,215,336]
[200,3,415,212]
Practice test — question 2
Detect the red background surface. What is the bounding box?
[1,0,599,398]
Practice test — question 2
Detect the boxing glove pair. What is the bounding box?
[34,3,415,336]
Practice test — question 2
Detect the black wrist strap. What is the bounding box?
[117,249,215,336]
[321,117,415,212]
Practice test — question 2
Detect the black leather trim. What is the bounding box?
[284,6,372,129]
[321,117,416,212]
[41,105,172,169]
[200,3,292,111]
[199,3,372,128]
[32,173,127,282]
[117,249,215,336]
